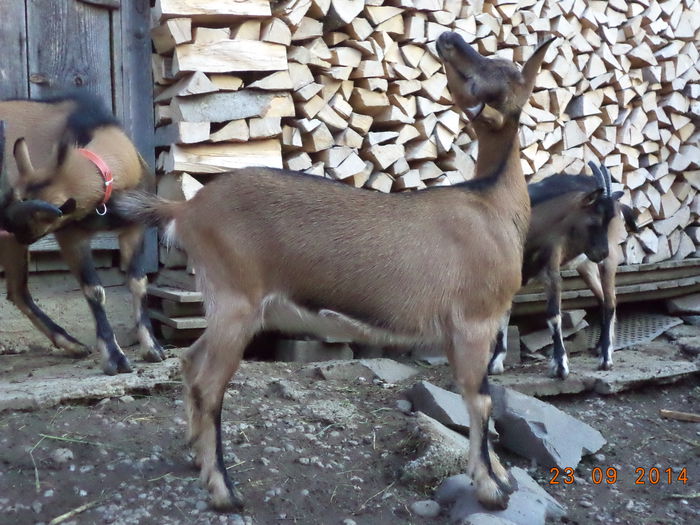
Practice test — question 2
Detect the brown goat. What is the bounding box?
[115,34,554,511]
[0,92,163,374]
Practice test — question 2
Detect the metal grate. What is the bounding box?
[584,312,683,350]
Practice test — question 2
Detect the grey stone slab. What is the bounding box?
[491,385,606,469]
[0,357,182,412]
[491,372,593,398]
[666,293,700,315]
[406,381,498,438]
[311,358,419,383]
[490,350,698,397]
[400,412,470,489]
[586,351,698,394]
[435,467,566,525]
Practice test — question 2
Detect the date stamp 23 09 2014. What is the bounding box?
[549,466,689,486]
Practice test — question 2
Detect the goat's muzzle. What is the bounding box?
[2,199,64,244]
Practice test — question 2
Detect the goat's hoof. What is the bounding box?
[598,360,613,371]
[488,362,505,375]
[209,485,244,512]
[103,354,133,375]
[548,360,569,380]
[54,334,90,357]
[142,345,166,363]
[476,477,512,511]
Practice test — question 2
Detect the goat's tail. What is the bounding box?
[113,190,182,230]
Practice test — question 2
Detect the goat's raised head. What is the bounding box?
[436,32,554,132]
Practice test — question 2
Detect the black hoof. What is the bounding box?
[104,353,133,375]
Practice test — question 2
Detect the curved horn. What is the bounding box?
[4,199,63,227]
[600,164,612,197]
[588,161,606,192]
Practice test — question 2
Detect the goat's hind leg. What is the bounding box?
[576,259,614,370]
[448,320,515,509]
[186,310,254,511]
[181,335,207,467]
[119,225,164,363]
[56,229,131,375]
[488,310,511,375]
[2,238,88,356]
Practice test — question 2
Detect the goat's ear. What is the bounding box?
[59,198,77,215]
[13,138,37,182]
[611,191,624,201]
[582,188,604,207]
[521,36,555,96]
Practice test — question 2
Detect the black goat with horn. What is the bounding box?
[489,161,637,379]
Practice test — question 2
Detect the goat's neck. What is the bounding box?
[473,120,521,180]
[474,118,530,244]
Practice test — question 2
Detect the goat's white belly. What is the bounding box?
[260,294,435,346]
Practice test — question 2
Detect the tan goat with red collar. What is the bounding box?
[0,92,163,374]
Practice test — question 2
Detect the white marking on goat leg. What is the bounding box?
[547,315,569,378]
[489,351,506,375]
[53,334,90,356]
[599,313,616,370]
[83,284,106,305]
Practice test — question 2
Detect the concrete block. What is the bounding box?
[435,467,566,525]
[275,339,353,363]
[406,381,498,438]
[666,293,700,315]
[491,384,606,469]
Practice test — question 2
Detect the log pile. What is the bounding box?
[150,0,700,270]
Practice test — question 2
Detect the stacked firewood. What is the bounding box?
[151,0,700,267]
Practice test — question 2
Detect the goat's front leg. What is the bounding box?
[596,257,617,370]
[1,237,89,355]
[119,225,164,363]
[448,319,515,510]
[541,252,568,379]
[184,307,253,511]
[488,310,511,375]
[55,229,131,375]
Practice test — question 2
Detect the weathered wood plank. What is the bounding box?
[0,0,29,98]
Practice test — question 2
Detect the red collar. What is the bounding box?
[78,148,113,213]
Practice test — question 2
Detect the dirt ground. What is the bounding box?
[0,275,698,524]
